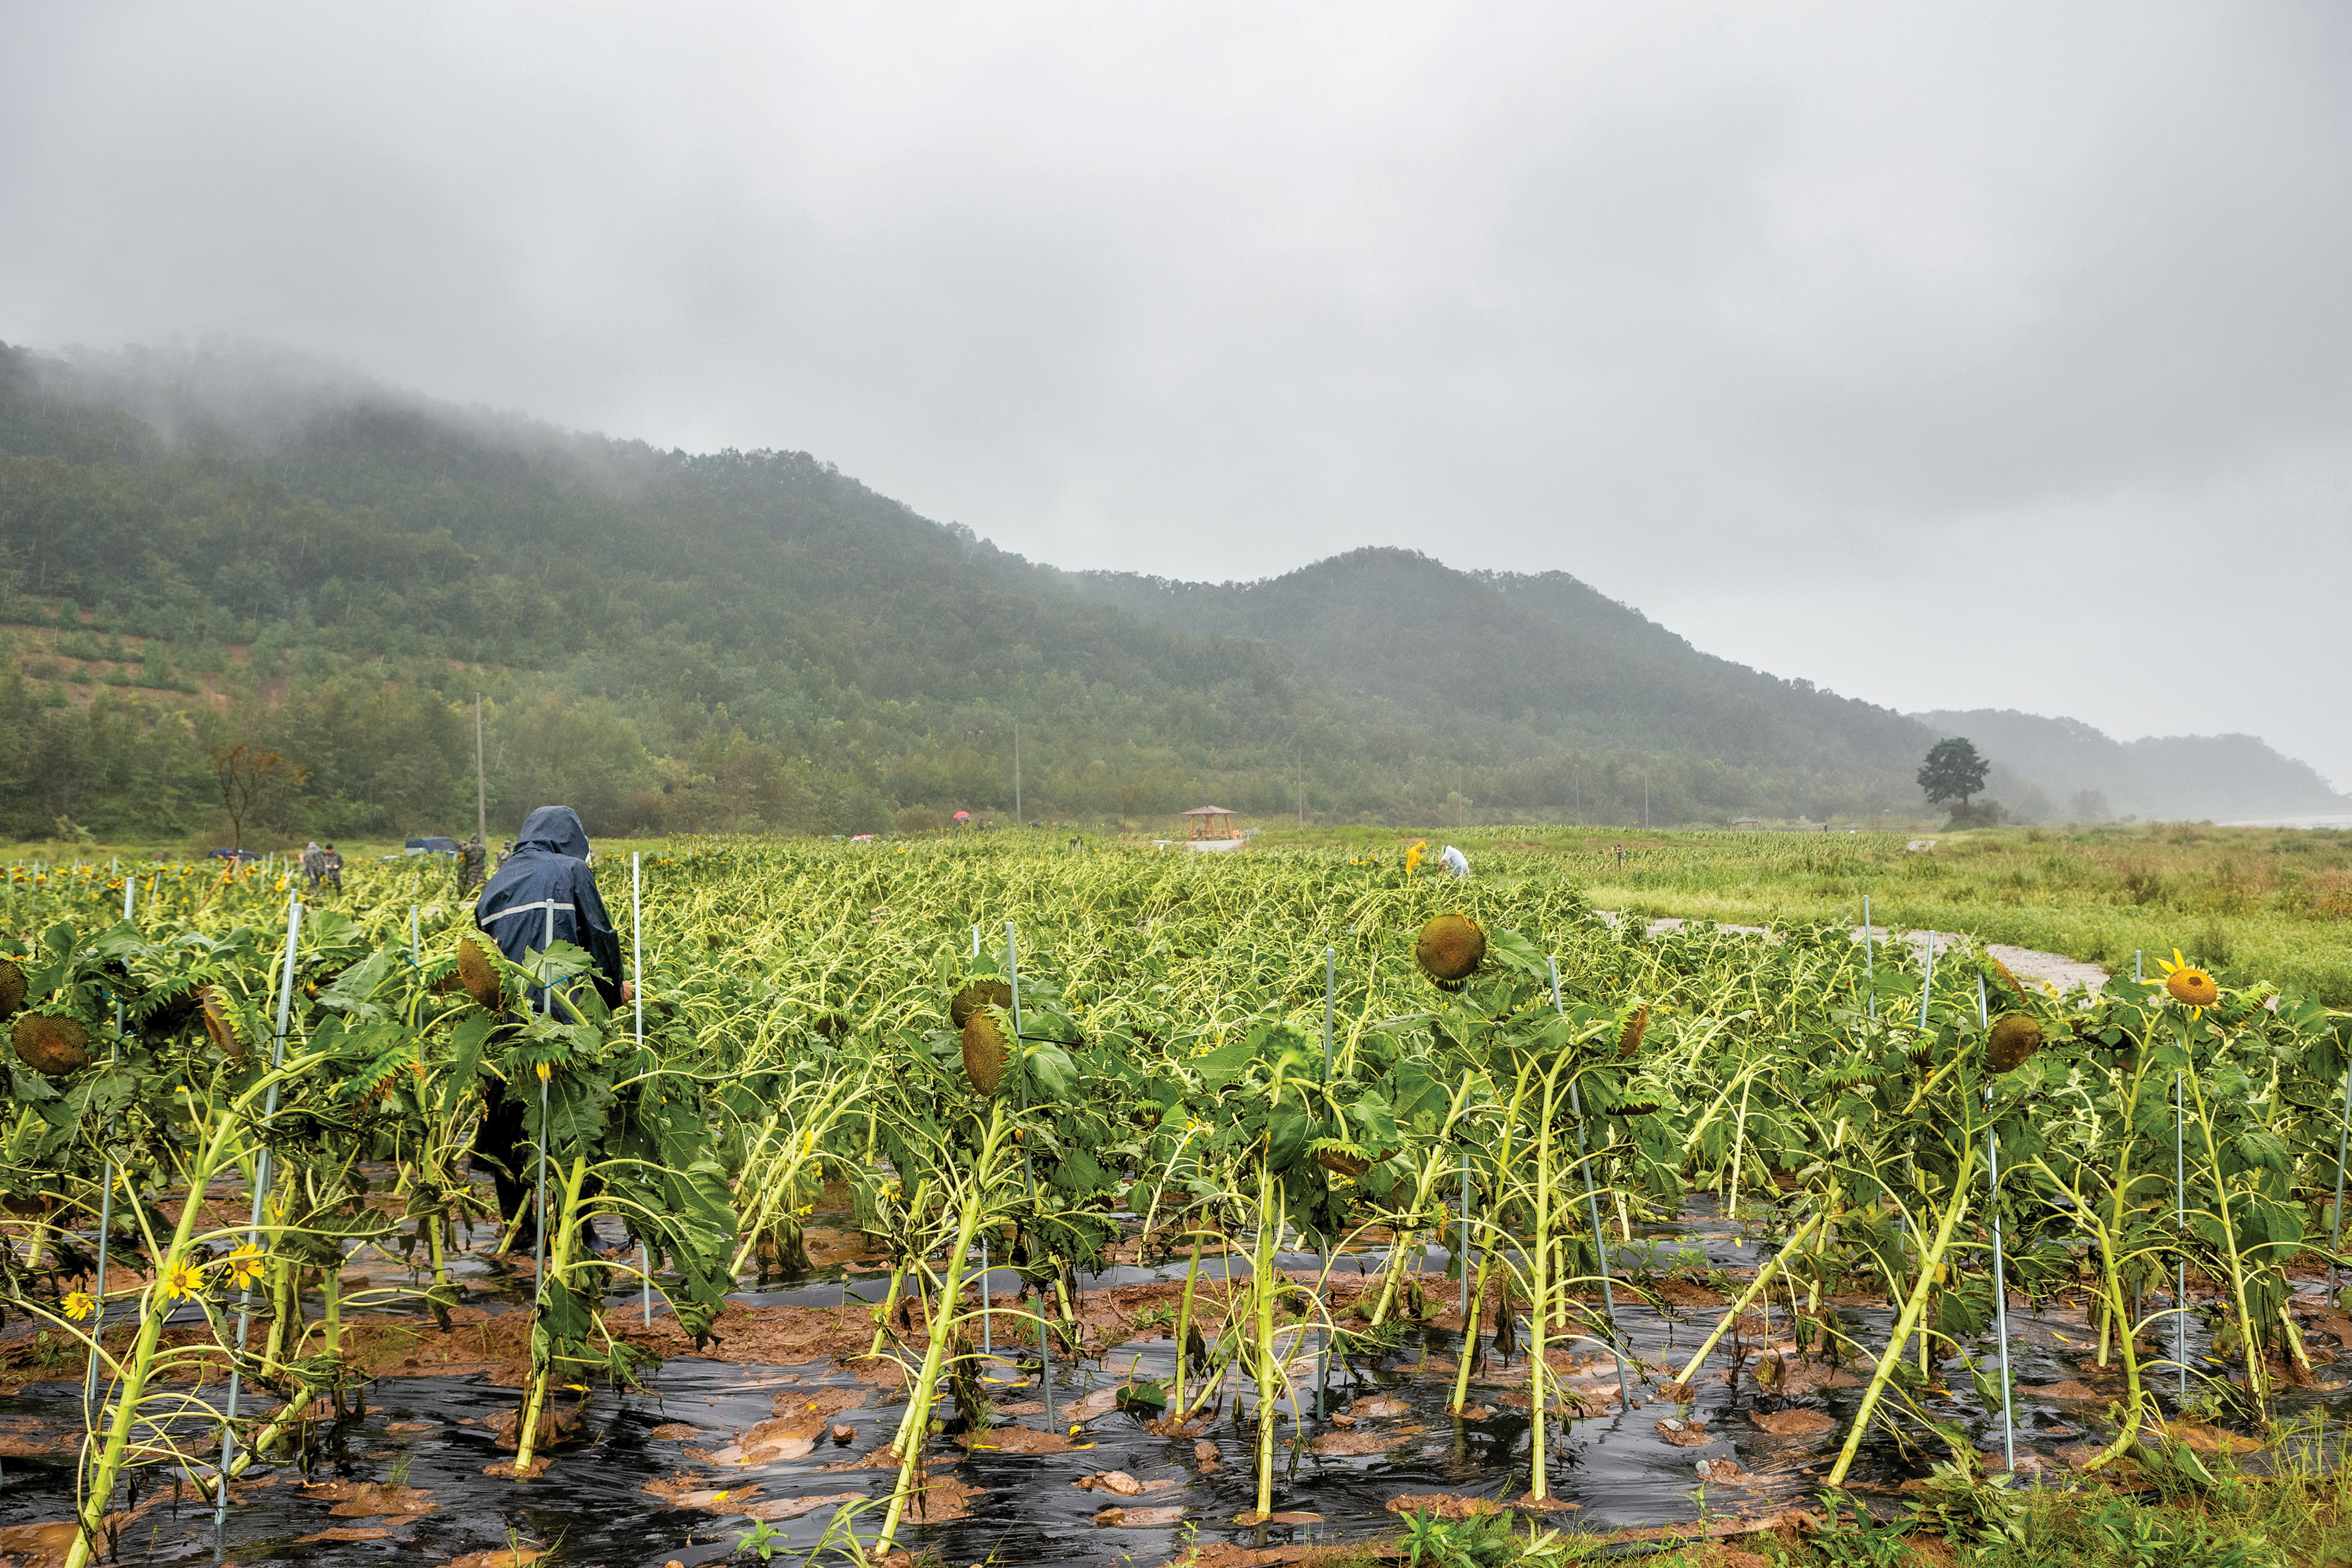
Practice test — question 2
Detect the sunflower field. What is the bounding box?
[0,838,2345,1567]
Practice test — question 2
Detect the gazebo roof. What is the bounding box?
[1179,805,1237,816]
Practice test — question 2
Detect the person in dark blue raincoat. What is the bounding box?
[469,805,632,1243]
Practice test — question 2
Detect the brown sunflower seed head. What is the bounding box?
[0,960,25,1021]
[1312,1147,1372,1179]
[146,984,202,1032]
[950,979,1013,1031]
[1415,914,1486,983]
[458,937,503,1012]
[1985,1013,2043,1075]
[1617,1004,1650,1059]
[13,1013,90,1077]
[961,1010,1010,1097]
[201,986,244,1059]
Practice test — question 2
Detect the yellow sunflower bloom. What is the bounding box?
[155,1260,206,1304]
[62,1290,96,1322]
[224,1243,266,1290]
[2156,948,2219,1013]
[535,1061,551,1084]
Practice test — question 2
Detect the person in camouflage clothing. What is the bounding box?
[459,830,487,896]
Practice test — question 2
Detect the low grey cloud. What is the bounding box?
[3,2,2346,783]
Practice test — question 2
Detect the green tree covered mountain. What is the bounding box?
[0,343,2331,844]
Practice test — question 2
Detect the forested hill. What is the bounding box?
[0,342,2321,844]
[1059,550,1927,789]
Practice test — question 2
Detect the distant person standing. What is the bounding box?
[321,844,344,894]
[459,831,487,896]
[301,840,326,892]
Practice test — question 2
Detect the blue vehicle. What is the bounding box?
[206,847,261,864]
[404,836,461,856]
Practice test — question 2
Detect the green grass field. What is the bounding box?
[1250,820,2352,1003]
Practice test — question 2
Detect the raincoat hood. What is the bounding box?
[514,805,591,862]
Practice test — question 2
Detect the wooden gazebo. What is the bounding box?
[1179,805,1242,842]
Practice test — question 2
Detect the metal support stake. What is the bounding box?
[1459,1158,1472,1320]
[410,905,420,967]
[1980,977,2015,1470]
[86,878,137,1427]
[635,854,651,1326]
[1320,946,1334,1418]
[1862,896,1874,1021]
[1007,923,1053,1427]
[1552,958,1630,1408]
[979,1237,992,1360]
[2332,1065,2352,1306]
[2177,1065,2189,1402]
[535,898,554,1298]
[217,893,301,1526]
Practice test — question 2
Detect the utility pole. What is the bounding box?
[1014,720,1021,826]
[1642,769,1649,830]
[475,692,487,844]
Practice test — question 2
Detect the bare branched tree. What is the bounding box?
[211,743,308,851]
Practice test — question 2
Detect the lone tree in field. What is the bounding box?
[212,743,308,852]
[1917,737,1990,810]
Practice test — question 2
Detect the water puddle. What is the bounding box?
[0,1195,2329,1567]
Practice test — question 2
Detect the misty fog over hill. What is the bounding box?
[0,341,2336,842]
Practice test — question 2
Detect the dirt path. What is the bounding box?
[1601,911,2110,996]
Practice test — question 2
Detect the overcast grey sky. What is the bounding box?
[5,3,2348,785]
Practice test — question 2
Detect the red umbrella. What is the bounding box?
[953,811,971,821]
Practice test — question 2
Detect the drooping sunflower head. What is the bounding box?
[0,960,25,1021]
[961,1010,1010,1097]
[949,979,1012,1032]
[1990,955,2027,1002]
[1415,913,1486,983]
[200,986,244,1059]
[1984,1013,2043,1075]
[457,937,503,1012]
[1617,1004,1650,1060]
[11,1013,90,1078]
[2156,948,2219,1011]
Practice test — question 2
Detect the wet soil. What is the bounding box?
[0,1197,2338,1567]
